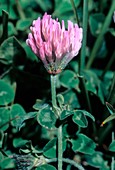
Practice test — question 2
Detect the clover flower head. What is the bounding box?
[26,13,83,74]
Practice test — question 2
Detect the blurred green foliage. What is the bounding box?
[0,0,115,169]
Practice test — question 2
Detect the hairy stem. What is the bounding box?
[50,75,62,170]
[58,125,63,170]
[51,75,57,107]
[111,132,114,170]
[47,158,85,170]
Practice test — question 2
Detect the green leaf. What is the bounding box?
[0,36,26,65]
[108,28,115,36]
[20,142,42,154]
[57,94,64,107]
[0,131,4,148]
[106,102,115,115]
[0,107,10,131]
[59,70,79,89]
[31,145,43,154]
[85,152,110,169]
[19,149,30,154]
[72,111,88,128]
[23,42,38,61]
[70,61,79,73]
[9,6,18,20]
[24,111,37,119]
[43,138,57,158]
[10,104,26,128]
[71,133,96,155]
[102,71,114,97]
[13,137,28,148]
[20,0,33,9]
[0,2,18,20]
[101,113,115,126]
[75,110,95,122]
[18,111,37,131]
[96,40,107,59]
[8,22,17,36]
[0,152,3,160]
[84,70,104,103]
[36,0,52,12]
[0,5,7,16]
[54,0,80,16]
[89,13,105,37]
[60,110,74,120]
[0,10,8,44]
[63,89,80,109]
[43,138,66,159]
[37,106,57,129]
[0,80,15,105]
[109,140,115,152]
[85,81,96,94]
[33,99,49,110]
[0,157,15,169]
[16,19,32,31]
[36,164,56,170]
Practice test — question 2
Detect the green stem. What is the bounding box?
[0,67,12,79]
[58,125,62,170]
[99,122,113,145]
[111,157,114,170]
[79,76,92,113]
[51,75,57,107]
[15,0,25,19]
[107,72,115,105]
[50,75,62,170]
[86,0,115,69]
[0,116,19,129]
[79,0,88,74]
[111,132,114,170]
[101,51,115,78]
[78,76,97,134]
[47,158,85,170]
[70,0,79,24]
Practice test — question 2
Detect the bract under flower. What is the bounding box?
[26,13,83,74]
